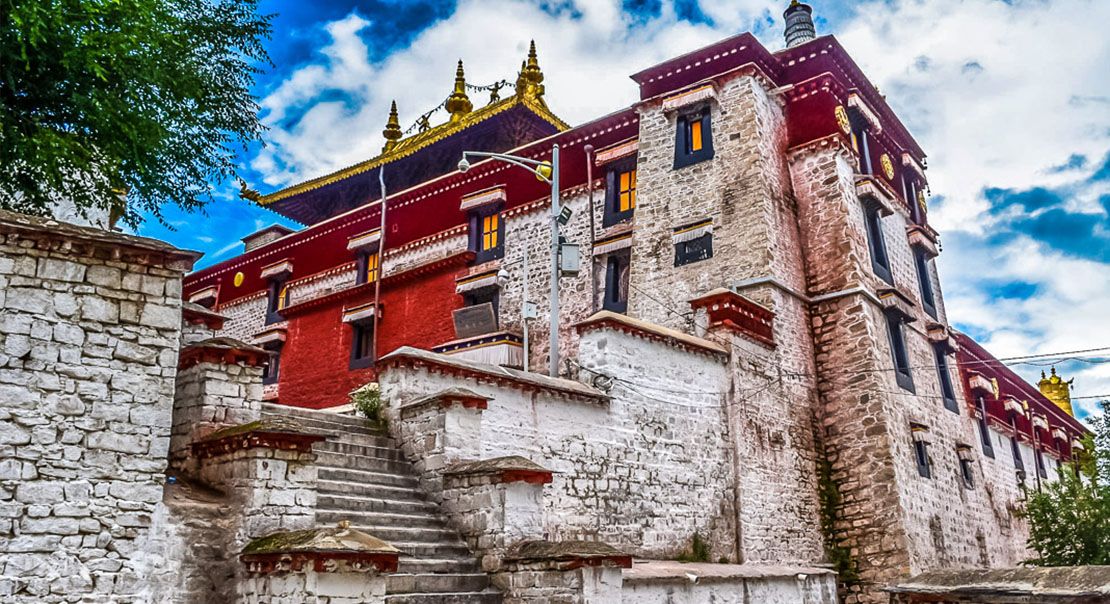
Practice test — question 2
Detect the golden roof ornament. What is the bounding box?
[1038,366,1075,417]
[519,40,545,99]
[238,179,260,202]
[445,59,473,123]
[382,100,402,153]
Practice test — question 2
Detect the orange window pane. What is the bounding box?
[366,253,379,282]
[482,214,499,250]
[690,120,702,152]
[629,170,637,209]
[277,286,289,310]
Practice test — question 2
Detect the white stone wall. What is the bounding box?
[169,360,263,469]
[0,229,187,602]
[622,566,838,604]
[241,568,386,604]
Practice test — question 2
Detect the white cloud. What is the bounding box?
[250,0,1110,416]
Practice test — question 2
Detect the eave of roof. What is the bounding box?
[257,94,568,207]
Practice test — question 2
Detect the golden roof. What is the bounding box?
[1038,366,1075,417]
[257,44,566,207]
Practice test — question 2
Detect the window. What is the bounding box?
[959,456,975,489]
[350,323,375,370]
[849,111,872,175]
[603,160,637,227]
[463,287,500,323]
[975,397,995,458]
[356,251,380,285]
[675,233,712,267]
[912,428,931,479]
[262,343,282,385]
[265,279,290,325]
[603,251,630,313]
[863,203,892,284]
[885,311,914,393]
[903,174,925,225]
[1009,417,1025,473]
[674,108,714,169]
[470,209,504,264]
[914,248,937,318]
[1035,448,1048,479]
[935,346,958,413]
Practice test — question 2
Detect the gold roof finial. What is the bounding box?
[1038,366,1075,417]
[519,40,545,99]
[382,100,402,152]
[445,59,473,123]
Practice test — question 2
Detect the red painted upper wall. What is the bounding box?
[955,332,1089,455]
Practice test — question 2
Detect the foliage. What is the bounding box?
[0,0,272,226]
[675,532,711,563]
[816,447,860,585]
[351,386,387,431]
[1019,400,1110,566]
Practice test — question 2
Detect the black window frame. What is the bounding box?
[355,249,380,286]
[849,110,872,175]
[265,279,289,325]
[1010,417,1025,473]
[959,456,975,489]
[673,106,714,169]
[261,342,282,385]
[885,311,915,393]
[1035,447,1048,479]
[935,346,958,413]
[349,322,375,370]
[469,206,505,265]
[603,251,630,314]
[914,247,937,319]
[603,158,637,227]
[903,173,926,226]
[912,432,931,479]
[674,232,713,267]
[863,202,893,285]
[976,397,995,458]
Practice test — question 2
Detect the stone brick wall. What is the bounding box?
[492,565,622,604]
[441,473,546,571]
[169,360,263,469]
[0,219,193,602]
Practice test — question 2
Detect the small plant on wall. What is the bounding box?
[675,532,712,563]
[351,384,388,431]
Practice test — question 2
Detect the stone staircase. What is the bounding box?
[261,403,502,604]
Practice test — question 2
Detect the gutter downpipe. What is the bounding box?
[584,144,597,313]
[372,168,387,368]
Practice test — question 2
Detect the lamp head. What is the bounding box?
[457,157,471,173]
[497,268,511,281]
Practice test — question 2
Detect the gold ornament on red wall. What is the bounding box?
[917,189,928,214]
[880,153,895,180]
[233,272,245,287]
[834,105,851,135]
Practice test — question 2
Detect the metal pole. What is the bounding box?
[548,144,560,378]
[522,246,529,372]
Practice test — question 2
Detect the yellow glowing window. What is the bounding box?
[365,253,379,282]
[851,132,861,170]
[277,285,289,310]
[482,214,500,251]
[619,170,636,212]
[689,120,703,152]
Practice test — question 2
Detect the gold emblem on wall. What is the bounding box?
[917,189,928,214]
[834,105,851,135]
[233,272,245,287]
[880,153,895,180]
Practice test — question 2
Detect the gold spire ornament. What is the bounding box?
[445,60,473,123]
[1038,367,1075,417]
[519,40,545,99]
[382,100,402,152]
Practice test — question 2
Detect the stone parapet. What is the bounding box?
[492,540,629,604]
[441,456,553,570]
[394,387,489,502]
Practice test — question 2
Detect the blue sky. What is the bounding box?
[134,0,1110,417]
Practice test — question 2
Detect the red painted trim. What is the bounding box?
[688,290,775,347]
[190,430,327,459]
[501,469,554,484]
[439,395,489,410]
[241,551,398,574]
[178,346,269,370]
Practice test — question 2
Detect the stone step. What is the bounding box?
[316,440,407,461]
[397,557,480,575]
[317,466,419,489]
[349,524,463,545]
[391,542,475,559]
[316,479,429,502]
[315,451,415,475]
[387,573,490,595]
[317,509,447,530]
[384,592,503,604]
[261,402,364,424]
[316,494,439,516]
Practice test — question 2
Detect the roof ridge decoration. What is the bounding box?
[256,45,566,208]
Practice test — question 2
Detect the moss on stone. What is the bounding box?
[817,448,859,588]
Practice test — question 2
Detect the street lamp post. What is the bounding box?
[458,145,561,377]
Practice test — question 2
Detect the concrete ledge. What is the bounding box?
[179,337,272,370]
[886,566,1110,602]
[504,540,632,570]
[575,310,728,358]
[623,560,835,585]
[444,455,554,484]
[191,417,328,459]
[241,523,400,575]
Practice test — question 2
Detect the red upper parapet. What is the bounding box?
[955,333,1089,458]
